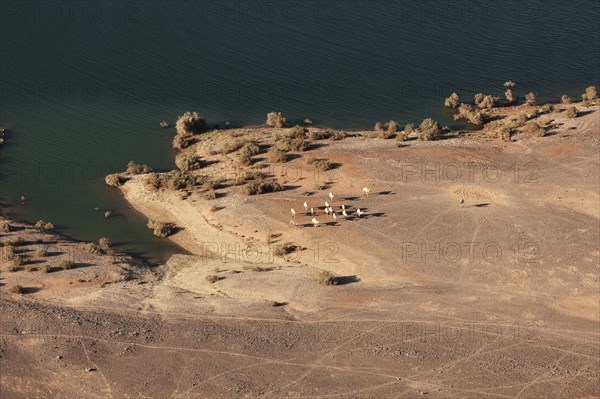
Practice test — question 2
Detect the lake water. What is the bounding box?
[1,0,599,262]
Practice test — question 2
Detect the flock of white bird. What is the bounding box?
[289,187,371,228]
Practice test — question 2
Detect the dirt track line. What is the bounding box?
[80,340,113,399]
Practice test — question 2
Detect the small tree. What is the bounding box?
[374,122,384,133]
[266,112,287,128]
[387,120,399,133]
[525,92,537,106]
[316,270,338,285]
[175,112,207,136]
[477,95,497,109]
[584,86,598,101]
[147,220,175,238]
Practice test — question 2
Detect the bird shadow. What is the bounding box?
[471,203,490,208]
[378,191,394,196]
[344,196,360,201]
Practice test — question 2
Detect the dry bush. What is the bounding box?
[99,237,111,251]
[206,275,220,283]
[454,104,484,126]
[477,95,497,109]
[525,92,537,106]
[147,220,175,238]
[418,118,443,141]
[404,123,414,133]
[266,112,287,128]
[175,154,203,172]
[268,148,288,163]
[60,260,75,270]
[172,134,194,150]
[304,118,313,126]
[387,120,399,133]
[306,157,334,171]
[126,161,152,175]
[522,122,546,137]
[277,137,307,152]
[39,264,51,274]
[444,92,460,108]
[561,95,572,104]
[83,242,103,255]
[316,270,338,286]
[0,221,11,233]
[105,173,126,187]
[584,86,598,101]
[204,189,217,200]
[242,180,282,196]
[505,89,517,104]
[34,220,54,232]
[9,285,24,294]
[287,125,307,139]
[327,129,347,141]
[374,122,384,133]
[565,106,578,119]
[35,248,49,257]
[539,104,555,114]
[396,131,410,142]
[175,112,207,136]
[2,244,15,260]
[273,243,296,257]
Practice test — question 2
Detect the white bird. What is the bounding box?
[325,207,330,215]
[303,201,308,211]
[332,212,337,221]
[341,204,346,210]
[310,207,315,216]
[325,201,329,208]
[289,220,297,227]
[342,209,348,217]
[312,218,319,227]
[328,207,334,214]
[356,208,364,218]
[459,198,465,205]
[363,187,370,197]
[329,192,334,201]
[290,208,296,218]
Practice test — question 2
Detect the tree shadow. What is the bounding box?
[22,287,43,294]
[335,275,360,285]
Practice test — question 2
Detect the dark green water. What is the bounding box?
[1,1,599,262]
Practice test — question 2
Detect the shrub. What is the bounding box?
[175,154,203,172]
[584,86,598,101]
[126,161,152,175]
[159,121,169,128]
[493,125,512,142]
[83,242,103,255]
[9,285,24,294]
[172,134,194,150]
[306,157,333,171]
[374,122,384,133]
[2,245,15,260]
[99,237,111,251]
[219,138,246,155]
[454,104,484,126]
[12,255,24,267]
[477,95,497,109]
[60,260,75,270]
[505,89,517,104]
[503,81,516,88]
[204,189,217,200]
[166,170,196,190]
[273,243,296,257]
[39,264,51,274]
[266,112,287,128]
[561,95,572,104]
[316,270,338,286]
[147,220,175,238]
[418,118,443,141]
[10,236,25,246]
[288,125,307,139]
[539,104,555,114]
[304,118,313,126]
[565,106,578,119]
[327,129,347,141]
[105,173,126,187]
[0,221,10,233]
[508,113,529,129]
[175,111,207,136]
[522,122,546,137]
[206,275,220,283]
[241,142,261,156]
[34,220,54,232]
[277,137,307,152]
[387,120,399,133]
[268,148,288,163]
[242,180,282,195]
[473,93,485,106]
[396,131,409,142]
[525,92,537,106]
[237,151,253,166]
[307,130,329,140]
[444,92,460,108]
[35,248,49,257]
[404,123,414,133]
